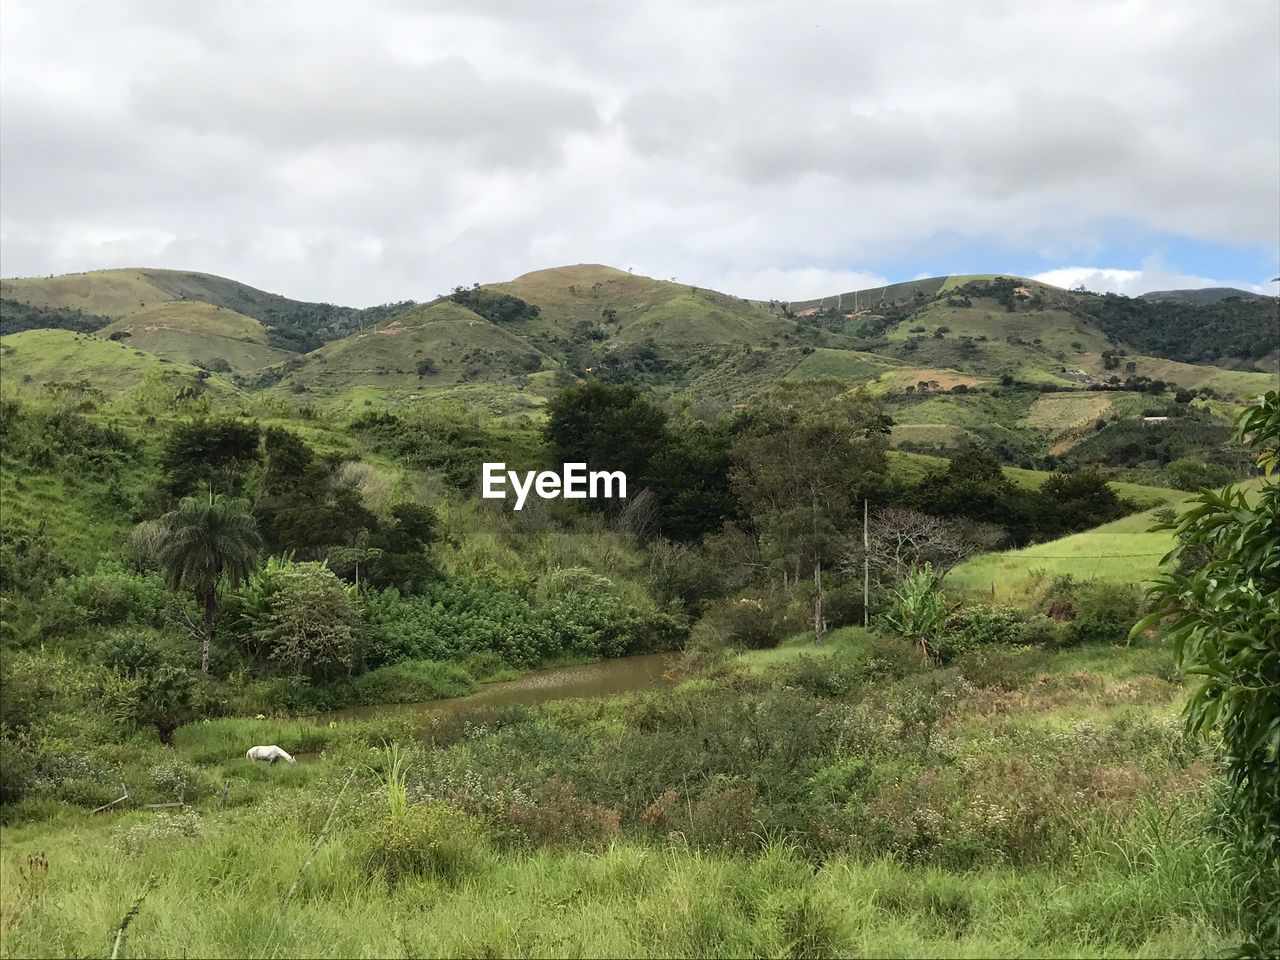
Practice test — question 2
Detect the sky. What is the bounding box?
[1,0,1277,306]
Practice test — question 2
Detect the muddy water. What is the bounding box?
[321,652,678,725]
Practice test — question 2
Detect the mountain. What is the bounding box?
[0,267,416,356]
[5,264,1275,413]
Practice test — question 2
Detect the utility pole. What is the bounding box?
[863,499,869,628]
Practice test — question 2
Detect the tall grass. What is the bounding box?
[0,819,1246,958]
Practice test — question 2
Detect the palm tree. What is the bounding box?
[156,494,262,676]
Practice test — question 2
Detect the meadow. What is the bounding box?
[0,635,1256,958]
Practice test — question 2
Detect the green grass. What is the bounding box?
[735,627,874,670]
[98,301,295,373]
[0,824,1243,958]
[0,329,239,398]
[946,502,1185,601]
[282,300,555,392]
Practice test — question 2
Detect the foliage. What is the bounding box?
[935,604,1028,663]
[160,417,261,498]
[0,297,111,335]
[1164,457,1239,492]
[233,559,360,677]
[731,383,890,643]
[1077,290,1279,364]
[544,380,669,496]
[1136,391,1280,950]
[448,285,541,325]
[1068,581,1141,646]
[346,660,476,707]
[154,495,262,675]
[880,565,948,659]
[108,665,199,747]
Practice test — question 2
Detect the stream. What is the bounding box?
[320,652,678,725]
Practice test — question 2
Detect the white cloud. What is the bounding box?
[1,0,1277,305]
[1034,257,1279,296]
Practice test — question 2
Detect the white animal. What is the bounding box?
[246,745,296,765]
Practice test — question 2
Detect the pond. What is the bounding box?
[321,652,679,724]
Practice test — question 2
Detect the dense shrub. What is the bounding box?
[39,563,176,637]
[361,579,544,667]
[1018,614,1066,648]
[935,604,1028,663]
[1068,582,1142,646]
[696,591,801,650]
[363,804,491,886]
[346,661,476,707]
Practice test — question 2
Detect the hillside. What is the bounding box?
[98,301,295,373]
[492,264,786,338]
[0,268,416,352]
[0,328,239,398]
[1140,287,1272,304]
[278,299,555,393]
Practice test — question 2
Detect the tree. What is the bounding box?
[238,560,360,678]
[112,665,197,747]
[543,381,669,496]
[731,383,890,644]
[155,495,262,676]
[161,417,260,499]
[645,416,738,541]
[843,506,1002,584]
[1134,391,1279,951]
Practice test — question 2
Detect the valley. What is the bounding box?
[0,263,1276,957]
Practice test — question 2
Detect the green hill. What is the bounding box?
[98,301,295,373]
[0,268,416,352]
[0,328,239,398]
[489,264,795,347]
[280,299,555,393]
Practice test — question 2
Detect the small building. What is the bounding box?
[1142,416,1169,425]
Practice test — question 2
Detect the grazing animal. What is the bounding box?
[246,745,296,765]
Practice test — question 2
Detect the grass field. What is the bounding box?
[0,634,1252,958]
[1075,353,1276,400]
[98,302,296,373]
[0,329,240,399]
[946,499,1187,601]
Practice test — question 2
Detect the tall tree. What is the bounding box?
[731,382,890,644]
[156,495,262,676]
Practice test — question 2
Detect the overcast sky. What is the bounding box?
[2,0,1277,305]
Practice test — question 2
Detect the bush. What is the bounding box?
[935,604,1027,663]
[859,633,930,680]
[363,804,491,885]
[775,655,863,698]
[952,647,1049,690]
[503,779,622,849]
[361,579,544,668]
[1018,614,1065,647]
[233,559,360,677]
[93,627,186,673]
[346,660,476,707]
[1068,582,1141,646]
[39,564,176,637]
[697,591,800,650]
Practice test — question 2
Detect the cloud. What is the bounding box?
[1034,257,1279,296]
[1,0,1277,305]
